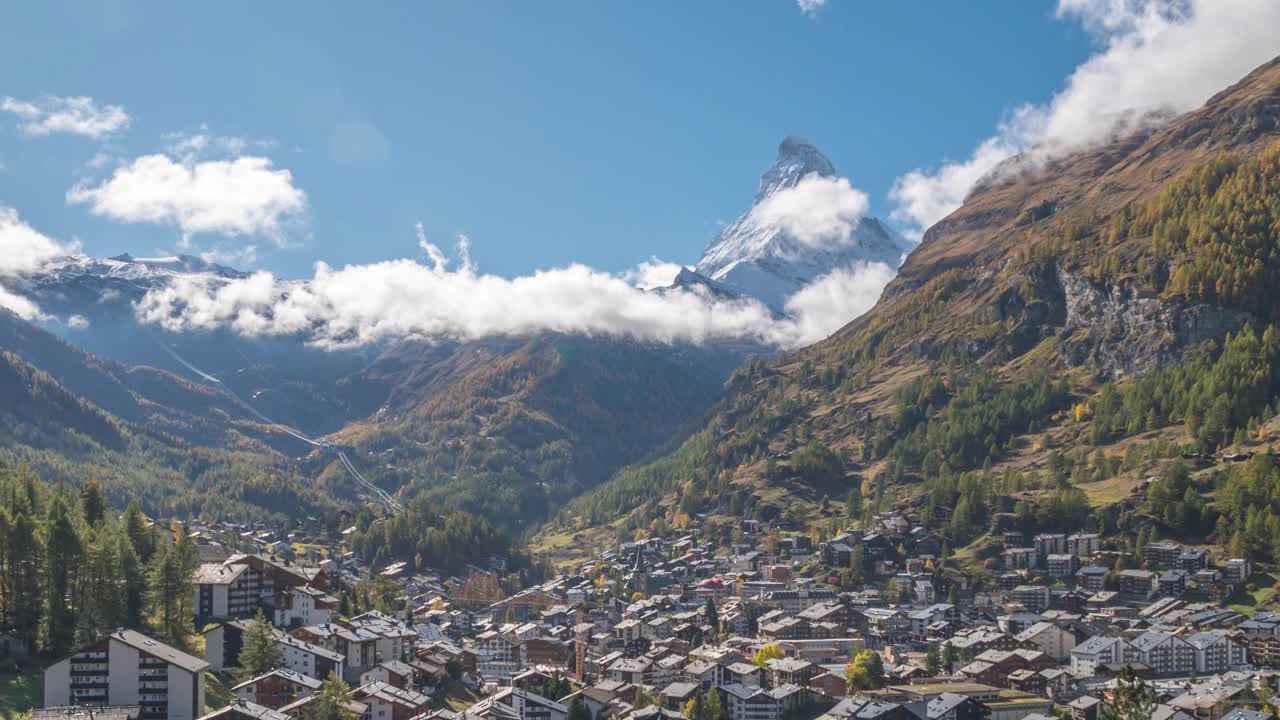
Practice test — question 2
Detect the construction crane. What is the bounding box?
[575,601,587,681]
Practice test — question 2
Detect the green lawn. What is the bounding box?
[0,666,42,720]
[1228,574,1277,617]
[206,672,235,713]
[430,681,481,712]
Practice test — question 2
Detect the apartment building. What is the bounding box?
[231,669,321,709]
[1070,636,1133,676]
[720,683,781,720]
[194,564,256,620]
[1011,585,1051,613]
[44,630,208,720]
[273,586,336,628]
[1129,632,1195,675]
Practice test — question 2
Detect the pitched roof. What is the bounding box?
[197,700,291,720]
[111,629,209,673]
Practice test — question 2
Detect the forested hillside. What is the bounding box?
[318,333,742,534]
[535,56,1280,567]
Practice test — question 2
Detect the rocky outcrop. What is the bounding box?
[1054,269,1253,378]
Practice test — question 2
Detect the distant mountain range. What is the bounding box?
[0,136,906,532]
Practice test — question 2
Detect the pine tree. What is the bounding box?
[926,643,941,674]
[701,688,722,720]
[75,525,124,645]
[240,609,283,676]
[124,501,154,563]
[117,530,146,629]
[42,495,82,655]
[1101,667,1156,720]
[299,673,356,720]
[80,477,106,527]
[5,511,44,652]
[567,697,592,720]
[145,532,195,646]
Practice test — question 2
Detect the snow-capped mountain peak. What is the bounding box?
[755,136,837,202]
[691,137,912,312]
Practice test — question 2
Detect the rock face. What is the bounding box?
[691,137,913,311]
[1053,269,1253,378]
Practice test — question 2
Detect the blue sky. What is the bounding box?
[0,1,1099,279]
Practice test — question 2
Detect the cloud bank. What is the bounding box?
[1,95,130,139]
[890,0,1280,235]
[753,175,869,249]
[0,208,79,320]
[134,237,891,350]
[622,258,690,290]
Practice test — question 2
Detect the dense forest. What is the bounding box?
[0,460,200,656]
[344,497,532,576]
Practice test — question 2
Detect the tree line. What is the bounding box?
[0,460,200,657]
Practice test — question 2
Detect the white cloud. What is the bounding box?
[66,314,90,329]
[163,126,275,160]
[796,0,828,17]
[0,285,45,321]
[782,261,896,345]
[890,107,1043,237]
[134,235,889,351]
[890,0,1280,235]
[66,154,307,244]
[622,258,689,290]
[0,207,81,321]
[0,95,130,139]
[752,174,869,249]
[0,207,78,276]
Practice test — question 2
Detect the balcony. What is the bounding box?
[72,681,109,689]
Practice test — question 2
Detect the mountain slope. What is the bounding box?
[538,55,1280,557]
[313,334,743,533]
[0,309,318,456]
[15,253,375,438]
[0,314,344,523]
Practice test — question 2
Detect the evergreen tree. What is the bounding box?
[75,525,124,645]
[1101,667,1156,720]
[117,530,146,629]
[701,688,722,720]
[567,697,592,720]
[926,642,941,674]
[145,531,196,646]
[299,673,357,720]
[42,495,82,655]
[124,501,154,563]
[240,609,283,676]
[6,511,44,652]
[80,477,106,527]
[704,598,718,641]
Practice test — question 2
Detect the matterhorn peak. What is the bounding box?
[690,137,912,312]
[755,136,837,203]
